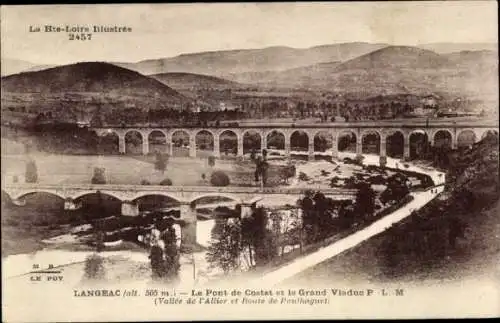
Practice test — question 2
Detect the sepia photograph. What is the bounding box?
[1,1,499,321]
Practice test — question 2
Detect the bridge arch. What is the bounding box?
[72,191,124,202]
[195,130,214,157]
[385,130,405,158]
[124,130,143,155]
[290,130,309,152]
[132,194,182,212]
[194,128,216,138]
[266,130,286,151]
[219,130,239,157]
[313,130,333,153]
[432,129,454,149]
[7,190,67,202]
[189,193,241,204]
[148,130,169,155]
[130,192,182,203]
[337,130,357,153]
[171,130,191,157]
[409,130,430,160]
[456,130,477,148]
[360,130,381,155]
[242,130,262,155]
[98,130,120,154]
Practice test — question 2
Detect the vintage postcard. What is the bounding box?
[1,2,499,321]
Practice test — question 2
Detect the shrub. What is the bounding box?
[141,180,151,185]
[298,172,309,181]
[280,164,296,184]
[210,171,230,187]
[160,178,173,186]
[343,157,354,164]
[330,177,340,187]
[355,155,365,165]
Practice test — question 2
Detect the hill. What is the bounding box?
[420,42,498,54]
[334,46,450,71]
[1,62,184,96]
[443,50,498,71]
[115,42,389,76]
[228,46,497,101]
[151,72,241,91]
[1,62,192,125]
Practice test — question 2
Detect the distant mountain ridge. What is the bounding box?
[333,46,451,71]
[225,46,497,100]
[1,43,497,119]
[113,42,390,76]
[3,42,496,77]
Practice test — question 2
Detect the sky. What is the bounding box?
[1,1,498,65]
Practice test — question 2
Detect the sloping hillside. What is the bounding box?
[230,46,497,100]
[420,42,498,54]
[1,62,183,98]
[1,62,192,123]
[293,133,500,284]
[151,72,241,90]
[444,50,498,71]
[334,46,450,71]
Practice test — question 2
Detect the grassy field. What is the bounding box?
[1,153,287,187]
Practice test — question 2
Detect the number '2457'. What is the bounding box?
[69,33,92,40]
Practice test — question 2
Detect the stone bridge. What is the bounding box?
[1,184,357,250]
[91,122,499,165]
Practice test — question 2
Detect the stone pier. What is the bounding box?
[121,201,139,216]
[179,202,197,251]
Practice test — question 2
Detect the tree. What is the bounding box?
[25,159,38,183]
[160,178,173,186]
[210,171,230,186]
[280,164,296,184]
[150,245,166,281]
[154,152,168,173]
[91,167,106,184]
[159,219,180,282]
[314,135,328,152]
[206,218,241,274]
[260,160,269,186]
[354,182,376,220]
[241,207,278,267]
[149,219,180,283]
[380,174,410,205]
[250,148,257,161]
